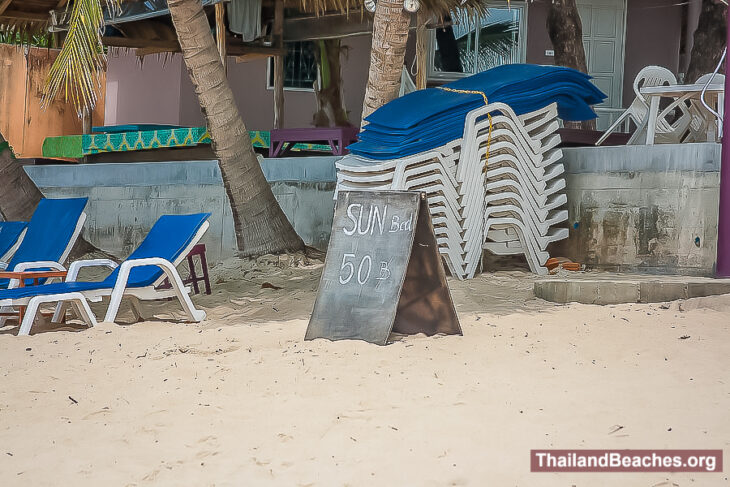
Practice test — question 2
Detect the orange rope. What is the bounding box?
[437,86,493,172]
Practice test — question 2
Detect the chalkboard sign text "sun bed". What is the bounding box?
[305,190,461,345]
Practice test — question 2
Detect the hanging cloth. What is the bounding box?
[227,0,262,42]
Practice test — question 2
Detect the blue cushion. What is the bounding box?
[1,198,88,288]
[0,221,27,259]
[0,213,211,302]
[349,64,607,160]
[100,213,211,288]
[0,281,109,300]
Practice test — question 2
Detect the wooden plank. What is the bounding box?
[284,12,375,41]
[283,13,449,42]
[102,37,180,51]
[0,10,49,22]
[21,47,105,158]
[234,52,277,63]
[0,0,13,17]
[273,0,284,129]
[226,42,285,57]
[0,44,27,156]
[215,2,227,72]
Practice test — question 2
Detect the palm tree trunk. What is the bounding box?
[686,0,727,84]
[0,131,99,260]
[167,0,304,256]
[314,40,352,127]
[547,0,595,130]
[0,134,43,222]
[361,0,411,122]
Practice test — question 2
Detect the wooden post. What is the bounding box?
[215,2,227,73]
[81,108,91,163]
[415,12,428,90]
[82,109,91,134]
[273,0,285,129]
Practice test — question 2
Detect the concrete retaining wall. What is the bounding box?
[24,157,337,263]
[553,143,720,275]
[20,143,722,276]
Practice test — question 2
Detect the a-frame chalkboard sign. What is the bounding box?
[305,190,461,345]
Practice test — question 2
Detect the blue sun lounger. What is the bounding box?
[0,222,28,265]
[0,213,211,336]
[0,198,88,288]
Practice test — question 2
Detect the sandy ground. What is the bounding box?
[0,254,728,486]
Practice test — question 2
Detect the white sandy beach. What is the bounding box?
[0,255,728,486]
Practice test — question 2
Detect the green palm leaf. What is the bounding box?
[42,0,120,117]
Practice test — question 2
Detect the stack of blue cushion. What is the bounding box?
[349,64,606,160]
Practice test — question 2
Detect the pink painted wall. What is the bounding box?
[523,0,686,108]
[105,1,690,123]
[106,36,371,131]
[104,50,183,126]
[181,36,372,129]
[623,0,684,105]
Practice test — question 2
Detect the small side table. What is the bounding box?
[0,270,68,323]
[157,243,211,295]
[185,244,211,295]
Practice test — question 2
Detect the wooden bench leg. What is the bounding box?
[328,139,340,155]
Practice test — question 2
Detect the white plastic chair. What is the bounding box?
[597,66,687,145]
[687,73,725,142]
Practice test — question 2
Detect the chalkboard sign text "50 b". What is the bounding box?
[338,202,413,286]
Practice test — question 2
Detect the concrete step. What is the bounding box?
[534,273,730,305]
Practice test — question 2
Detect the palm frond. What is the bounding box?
[41,0,120,117]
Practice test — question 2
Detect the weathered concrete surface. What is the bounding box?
[552,142,721,276]
[24,158,337,263]
[534,273,730,304]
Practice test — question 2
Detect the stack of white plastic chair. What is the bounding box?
[336,100,568,278]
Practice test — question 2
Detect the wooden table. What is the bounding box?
[269,127,359,157]
[639,82,724,145]
[0,270,68,323]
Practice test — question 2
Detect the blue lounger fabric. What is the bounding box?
[348,64,607,160]
[0,198,88,289]
[0,222,28,259]
[0,213,211,301]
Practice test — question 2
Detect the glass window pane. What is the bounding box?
[268,41,318,90]
[476,8,522,72]
[433,15,475,75]
[431,6,523,79]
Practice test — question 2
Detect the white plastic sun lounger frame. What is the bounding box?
[0,213,88,327]
[335,101,567,279]
[2,220,209,336]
